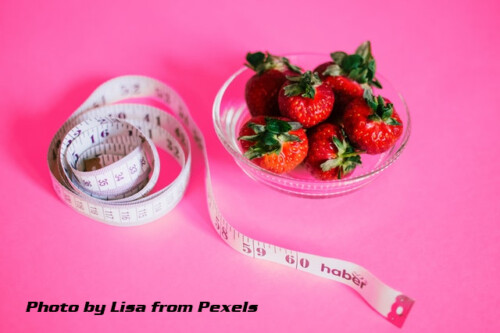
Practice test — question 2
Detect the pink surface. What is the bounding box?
[1,0,499,332]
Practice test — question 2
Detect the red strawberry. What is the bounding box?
[238,116,308,174]
[343,90,403,154]
[312,61,333,81]
[305,123,361,180]
[278,71,334,128]
[314,41,382,121]
[245,52,302,117]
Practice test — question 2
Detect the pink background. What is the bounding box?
[1,0,499,332]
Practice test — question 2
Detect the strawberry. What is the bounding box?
[343,90,403,154]
[238,116,308,174]
[305,123,361,180]
[314,41,382,120]
[278,71,334,128]
[245,52,302,117]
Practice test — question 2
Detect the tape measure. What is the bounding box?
[47,75,414,327]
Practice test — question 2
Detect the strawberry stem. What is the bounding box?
[283,71,322,99]
[239,118,303,159]
[325,41,382,88]
[245,51,302,75]
[320,134,362,178]
[363,89,401,126]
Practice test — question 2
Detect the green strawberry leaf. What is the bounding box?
[245,51,302,75]
[321,133,362,176]
[372,79,383,89]
[240,118,303,159]
[355,41,372,62]
[283,83,304,97]
[237,134,260,141]
[266,117,292,133]
[321,158,343,171]
[363,89,378,110]
[247,122,266,134]
[279,133,301,142]
[284,71,321,99]
[385,117,402,126]
[244,146,265,160]
[343,164,355,174]
[282,57,302,74]
[330,51,348,64]
[288,121,302,131]
[302,85,316,99]
[262,132,279,146]
[342,154,362,174]
[342,54,364,71]
[323,63,344,77]
[377,96,386,108]
[363,90,401,126]
[349,68,369,83]
[367,60,376,79]
[326,41,382,88]
[246,52,266,70]
[332,136,345,155]
[381,107,394,120]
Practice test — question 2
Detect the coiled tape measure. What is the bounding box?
[47,75,414,327]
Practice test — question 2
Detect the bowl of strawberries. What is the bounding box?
[213,42,411,197]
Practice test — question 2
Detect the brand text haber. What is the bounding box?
[320,263,367,289]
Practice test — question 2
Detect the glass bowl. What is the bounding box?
[212,54,411,197]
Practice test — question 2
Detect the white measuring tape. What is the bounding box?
[47,75,414,327]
